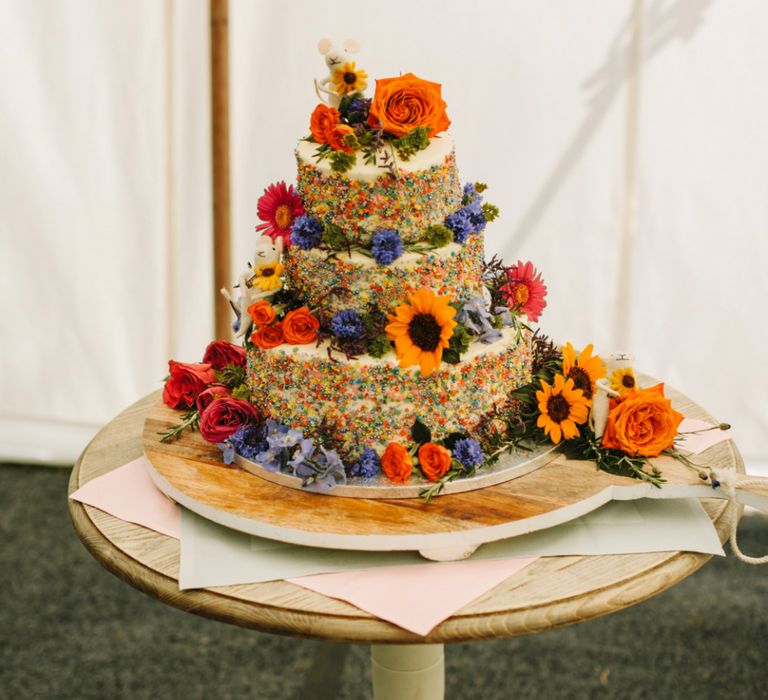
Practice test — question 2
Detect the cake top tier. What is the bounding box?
[306,39,452,177]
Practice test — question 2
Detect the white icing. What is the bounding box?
[295,134,456,183]
[266,325,520,370]
[288,241,465,268]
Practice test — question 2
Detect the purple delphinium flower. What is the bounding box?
[331,309,364,340]
[371,229,404,265]
[462,182,477,204]
[291,215,324,250]
[290,443,347,493]
[457,295,501,343]
[349,447,380,478]
[255,420,304,472]
[453,438,485,469]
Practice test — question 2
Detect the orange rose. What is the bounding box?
[247,300,276,327]
[326,124,356,153]
[602,383,684,457]
[418,442,452,482]
[368,73,451,138]
[282,306,320,345]
[309,104,340,144]
[250,322,284,349]
[381,443,413,483]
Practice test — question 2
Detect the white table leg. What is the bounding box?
[370,643,445,700]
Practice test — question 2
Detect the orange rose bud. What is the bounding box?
[282,306,320,345]
[309,103,340,144]
[250,322,284,349]
[326,123,356,153]
[247,300,276,328]
[368,73,451,138]
[601,383,684,457]
[381,442,413,483]
[418,442,452,482]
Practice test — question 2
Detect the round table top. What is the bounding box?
[68,389,742,644]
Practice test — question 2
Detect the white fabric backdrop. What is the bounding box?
[1,0,766,468]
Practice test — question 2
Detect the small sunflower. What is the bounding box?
[561,342,606,405]
[332,62,368,95]
[610,367,637,399]
[385,289,457,377]
[536,374,590,444]
[249,261,284,292]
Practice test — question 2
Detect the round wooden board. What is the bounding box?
[142,381,743,558]
[69,389,744,644]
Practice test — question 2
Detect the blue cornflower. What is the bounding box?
[228,424,266,461]
[465,197,486,233]
[453,438,485,469]
[347,97,371,124]
[349,447,381,478]
[444,208,473,244]
[291,215,324,250]
[462,182,477,204]
[331,309,364,340]
[370,229,404,265]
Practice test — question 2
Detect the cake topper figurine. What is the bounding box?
[220,235,284,339]
[590,352,635,438]
[314,38,361,108]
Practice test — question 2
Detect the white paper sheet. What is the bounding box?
[179,498,723,590]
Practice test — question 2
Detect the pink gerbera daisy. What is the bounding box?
[500,260,547,322]
[255,181,305,246]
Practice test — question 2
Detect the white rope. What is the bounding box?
[711,467,768,565]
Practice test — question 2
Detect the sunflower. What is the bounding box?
[385,289,457,377]
[332,62,368,95]
[535,374,590,444]
[561,342,605,405]
[610,367,637,399]
[249,261,284,292]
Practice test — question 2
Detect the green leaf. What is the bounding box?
[411,419,432,445]
[482,203,500,222]
[442,348,461,364]
[442,432,467,451]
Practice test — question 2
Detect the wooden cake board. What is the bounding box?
[143,384,764,561]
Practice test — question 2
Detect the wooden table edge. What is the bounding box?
[67,393,742,645]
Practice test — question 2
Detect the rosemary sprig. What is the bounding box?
[159,409,199,443]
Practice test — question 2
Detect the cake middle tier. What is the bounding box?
[247,327,532,456]
[285,232,485,317]
[295,135,462,244]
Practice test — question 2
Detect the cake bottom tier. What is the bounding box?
[247,327,532,456]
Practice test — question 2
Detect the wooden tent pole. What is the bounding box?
[210,0,232,340]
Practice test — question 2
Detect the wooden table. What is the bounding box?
[68,390,743,700]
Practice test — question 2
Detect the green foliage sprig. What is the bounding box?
[159,409,199,443]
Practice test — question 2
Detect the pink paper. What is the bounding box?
[677,418,732,455]
[289,557,537,636]
[69,457,181,538]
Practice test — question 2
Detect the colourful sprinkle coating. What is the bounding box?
[247,331,533,455]
[295,150,461,243]
[285,233,485,317]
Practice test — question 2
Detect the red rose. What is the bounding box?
[202,340,246,370]
[199,396,260,443]
[162,360,216,410]
[196,384,231,414]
